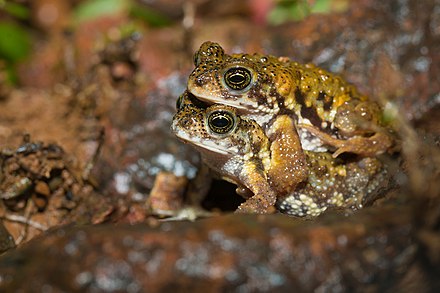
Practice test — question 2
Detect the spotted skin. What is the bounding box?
[172,91,276,214]
[171,92,387,216]
[276,153,386,217]
[188,42,395,159]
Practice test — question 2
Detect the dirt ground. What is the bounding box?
[0,0,439,291]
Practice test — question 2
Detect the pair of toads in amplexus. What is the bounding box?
[172,41,397,217]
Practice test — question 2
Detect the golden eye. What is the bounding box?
[207,110,236,134]
[224,67,252,91]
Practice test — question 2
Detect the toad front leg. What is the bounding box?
[267,115,308,195]
[236,115,309,213]
[235,160,277,214]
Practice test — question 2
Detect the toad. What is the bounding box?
[172,92,387,216]
[187,42,395,194]
[173,91,276,213]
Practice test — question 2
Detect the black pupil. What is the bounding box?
[224,67,251,90]
[212,116,229,128]
[229,73,245,84]
[208,111,235,134]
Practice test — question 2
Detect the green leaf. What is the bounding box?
[4,62,18,84]
[0,22,31,62]
[268,6,291,25]
[268,1,311,24]
[73,0,129,23]
[1,1,30,19]
[129,3,172,27]
[311,0,332,14]
[289,2,311,21]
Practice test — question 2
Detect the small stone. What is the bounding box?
[35,181,51,197]
[148,171,188,213]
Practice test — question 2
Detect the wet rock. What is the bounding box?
[148,171,187,214]
[95,70,200,208]
[0,221,15,254]
[0,207,431,292]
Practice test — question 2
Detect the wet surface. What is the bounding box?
[0,208,424,292]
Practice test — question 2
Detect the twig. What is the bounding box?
[1,214,48,231]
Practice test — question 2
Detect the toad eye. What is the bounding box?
[207,110,236,134]
[223,67,252,91]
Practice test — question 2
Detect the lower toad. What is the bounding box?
[172,92,388,216]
